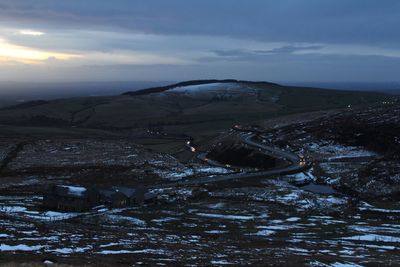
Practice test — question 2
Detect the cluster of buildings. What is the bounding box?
[43,184,156,212]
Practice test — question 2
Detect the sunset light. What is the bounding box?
[18,29,45,36]
[0,38,81,64]
[0,2,399,265]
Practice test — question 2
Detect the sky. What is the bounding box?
[0,0,400,83]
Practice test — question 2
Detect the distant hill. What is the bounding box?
[0,81,172,106]
[123,79,280,96]
[282,82,400,95]
[385,89,400,95]
[0,80,391,138]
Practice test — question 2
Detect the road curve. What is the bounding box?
[241,133,302,169]
[156,130,310,188]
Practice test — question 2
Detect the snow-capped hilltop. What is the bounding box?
[0,79,389,131]
[167,82,250,96]
[122,79,280,96]
[169,82,238,92]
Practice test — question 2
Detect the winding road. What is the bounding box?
[168,128,310,187]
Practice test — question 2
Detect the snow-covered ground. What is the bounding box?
[308,141,377,160]
[284,169,315,185]
[168,83,240,93]
[154,165,232,181]
[0,189,399,265]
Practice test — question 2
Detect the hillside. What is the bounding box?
[0,80,391,142]
[0,81,399,266]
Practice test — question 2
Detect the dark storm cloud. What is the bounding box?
[1,1,400,82]
[213,45,325,60]
[255,46,324,55]
[1,0,400,46]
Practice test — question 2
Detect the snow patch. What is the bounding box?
[342,234,400,243]
[60,185,87,196]
[255,229,275,236]
[170,83,237,93]
[97,249,167,255]
[0,244,43,251]
[210,259,233,265]
[195,213,256,220]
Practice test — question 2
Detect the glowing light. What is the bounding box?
[0,38,81,64]
[18,30,45,36]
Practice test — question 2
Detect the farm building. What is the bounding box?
[99,186,146,208]
[43,185,100,212]
[43,184,148,211]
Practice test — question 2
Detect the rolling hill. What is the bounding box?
[0,80,391,139]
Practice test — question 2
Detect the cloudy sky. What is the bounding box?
[0,0,400,83]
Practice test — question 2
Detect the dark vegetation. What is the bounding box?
[307,104,400,159]
[302,103,400,198]
[0,141,28,174]
[22,115,70,127]
[208,140,286,169]
[0,100,49,111]
[258,101,400,199]
[275,86,387,113]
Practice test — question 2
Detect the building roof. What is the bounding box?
[98,189,116,198]
[144,192,157,201]
[112,186,138,198]
[51,185,88,198]
[47,184,144,200]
